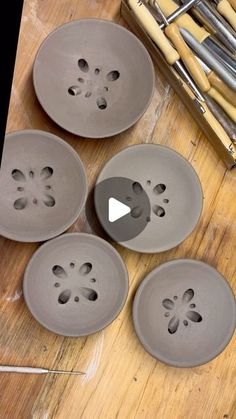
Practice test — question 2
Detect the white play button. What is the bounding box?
[108,198,131,223]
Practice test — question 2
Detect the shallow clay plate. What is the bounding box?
[133,260,236,367]
[0,130,87,242]
[23,233,129,336]
[33,19,155,138]
[94,144,203,253]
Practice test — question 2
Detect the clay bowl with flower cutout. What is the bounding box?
[0,130,87,242]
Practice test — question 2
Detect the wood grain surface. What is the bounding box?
[0,0,235,418]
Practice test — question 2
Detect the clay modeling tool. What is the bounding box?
[153,1,210,91]
[204,94,236,141]
[197,57,236,106]
[228,0,236,10]
[180,0,236,53]
[147,0,201,27]
[148,0,236,74]
[128,0,204,101]
[0,365,86,375]
[211,0,236,30]
[155,0,236,116]
[182,81,236,152]
[180,28,236,91]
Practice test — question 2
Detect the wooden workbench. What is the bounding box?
[0,0,235,418]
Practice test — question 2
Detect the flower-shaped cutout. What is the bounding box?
[52,261,98,304]
[162,289,203,334]
[12,168,55,210]
[68,57,120,110]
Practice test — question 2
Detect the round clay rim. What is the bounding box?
[133,259,236,368]
[1,130,88,242]
[33,18,155,139]
[95,144,204,253]
[23,232,129,336]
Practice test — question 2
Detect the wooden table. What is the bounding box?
[0,0,235,418]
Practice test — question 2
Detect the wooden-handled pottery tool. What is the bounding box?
[181,28,236,92]
[212,0,236,30]
[148,0,236,73]
[197,57,236,106]
[203,93,236,141]
[180,0,236,53]
[0,366,86,375]
[228,0,236,10]
[153,1,210,91]
[152,1,236,123]
[128,0,204,101]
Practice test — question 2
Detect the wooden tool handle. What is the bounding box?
[128,0,179,64]
[149,0,209,43]
[165,23,210,92]
[217,0,236,31]
[227,0,236,11]
[208,71,236,107]
[203,105,235,150]
[182,80,235,151]
[208,87,236,123]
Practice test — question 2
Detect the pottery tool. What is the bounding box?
[148,0,236,73]
[128,0,204,101]
[211,0,236,30]
[180,28,236,91]
[180,0,236,53]
[204,94,236,141]
[228,0,236,10]
[197,57,236,106]
[182,81,236,152]
[147,0,201,27]
[153,1,210,91]
[0,366,86,375]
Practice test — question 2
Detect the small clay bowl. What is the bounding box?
[94,144,203,253]
[133,260,236,368]
[23,233,129,336]
[0,130,87,242]
[33,19,155,138]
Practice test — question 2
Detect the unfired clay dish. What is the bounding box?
[33,19,155,138]
[0,130,87,242]
[133,260,236,367]
[23,233,129,336]
[94,144,203,253]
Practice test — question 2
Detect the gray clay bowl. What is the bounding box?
[23,233,129,336]
[33,19,155,138]
[0,130,87,242]
[133,260,236,368]
[94,144,203,253]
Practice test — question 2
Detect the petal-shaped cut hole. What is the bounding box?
[131,206,143,219]
[132,182,143,195]
[168,316,179,334]
[186,311,202,323]
[52,265,67,279]
[162,298,174,310]
[80,287,98,301]
[153,184,166,195]
[44,195,55,207]
[12,169,26,182]
[40,167,53,179]
[14,198,27,210]
[182,289,194,303]
[106,70,120,81]
[97,97,107,110]
[58,289,71,304]
[78,59,89,72]
[153,205,165,217]
[79,262,92,275]
[68,86,81,96]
